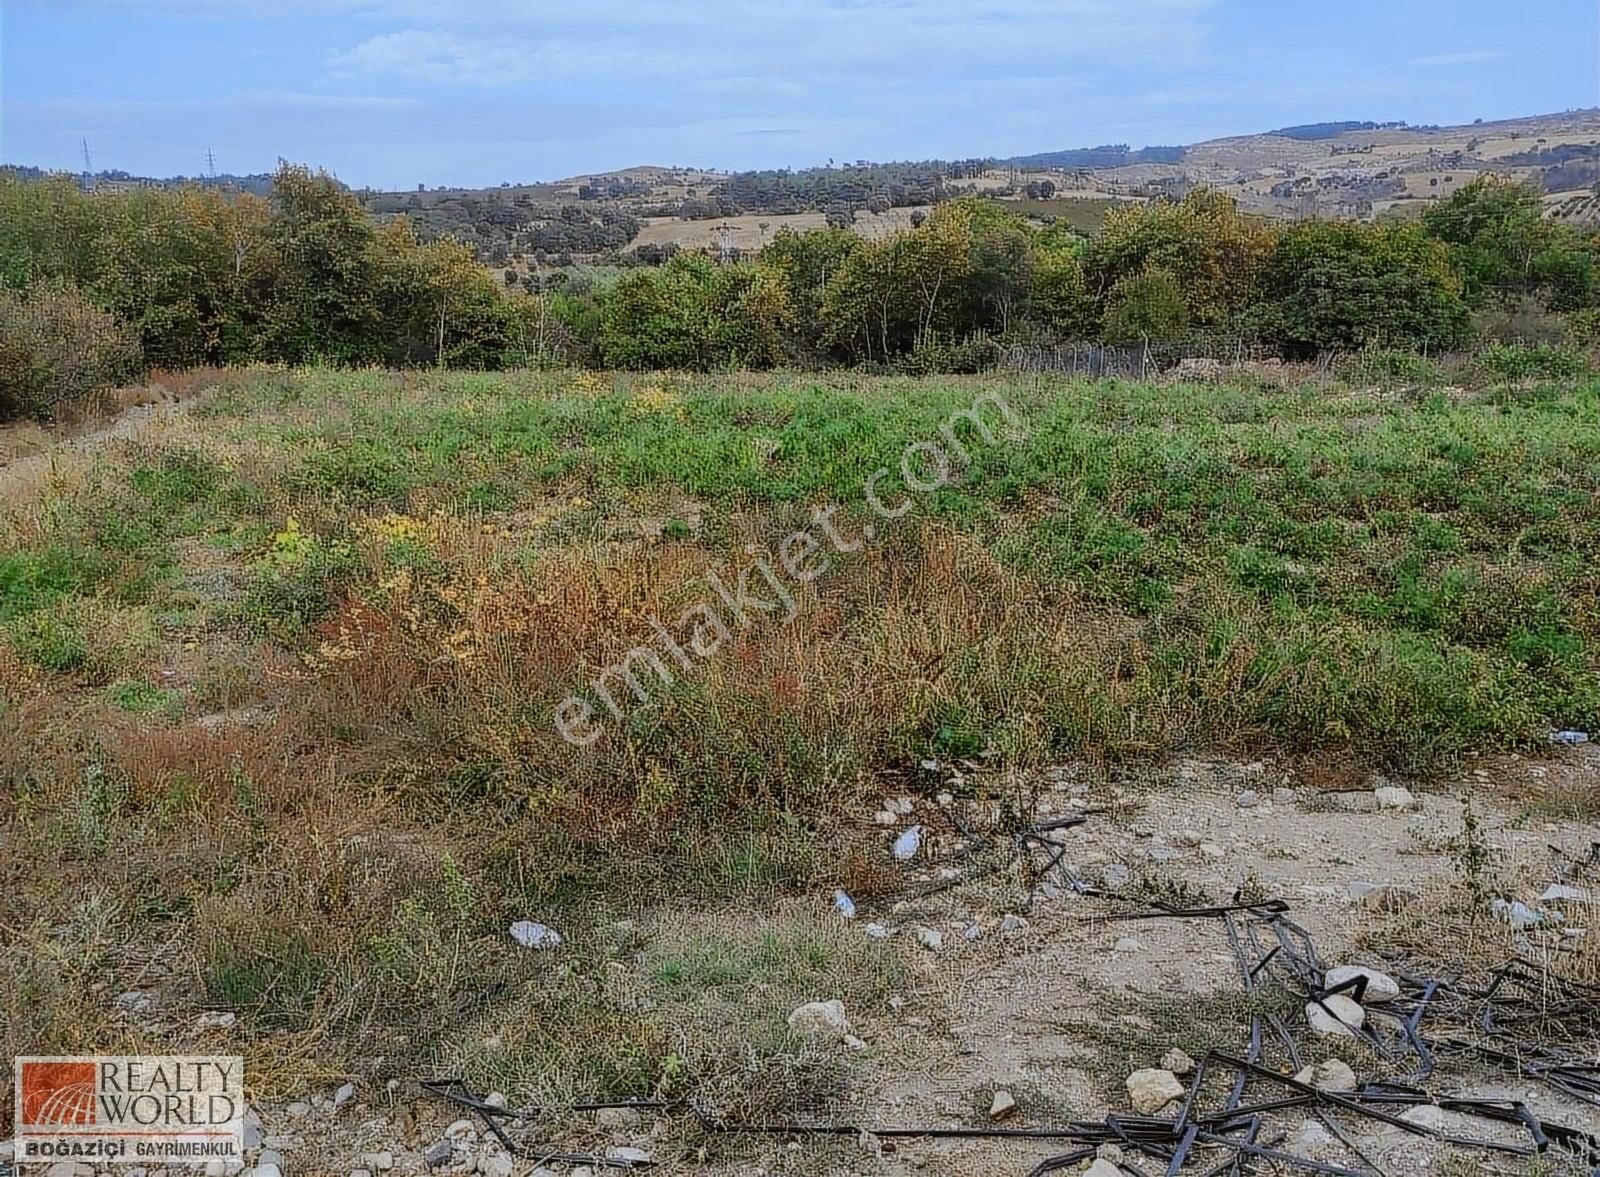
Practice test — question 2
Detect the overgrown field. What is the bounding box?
[3,366,1599,1105]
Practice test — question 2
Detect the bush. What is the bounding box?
[0,282,141,421]
[1103,268,1190,341]
[1336,347,1444,386]
[1474,342,1593,382]
[1472,294,1570,347]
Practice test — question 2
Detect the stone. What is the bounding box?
[1096,1144,1125,1164]
[350,1170,372,1177]
[484,1091,508,1109]
[1541,884,1597,904]
[1293,1059,1358,1093]
[874,810,897,826]
[250,1166,282,1177]
[833,890,857,919]
[360,1153,394,1172]
[1348,881,1420,912]
[999,914,1028,934]
[444,1120,477,1142]
[423,1140,454,1168]
[892,826,924,861]
[1236,790,1260,808]
[989,1090,1017,1120]
[864,923,891,940]
[1373,785,1417,811]
[1084,1160,1122,1177]
[788,999,850,1040]
[1492,898,1552,930]
[1306,995,1365,1038]
[1102,863,1131,889]
[606,1147,652,1164]
[1295,1120,1335,1149]
[1161,1048,1196,1076]
[1114,936,1143,953]
[1324,965,1400,1003]
[1550,729,1590,746]
[962,923,983,942]
[1126,1068,1185,1115]
[479,1152,515,1177]
[333,1082,356,1108]
[1273,787,1297,804]
[508,920,562,950]
[915,926,944,952]
[1199,842,1226,859]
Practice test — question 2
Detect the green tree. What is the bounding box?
[1253,221,1470,353]
[1422,177,1596,311]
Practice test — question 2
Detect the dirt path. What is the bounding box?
[0,386,195,509]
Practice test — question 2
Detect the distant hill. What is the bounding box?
[1004,144,1186,169]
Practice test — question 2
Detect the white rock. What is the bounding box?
[833,890,857,919]
[1199,842,1226,859]
[962,923,983,941]
[1325,965,1400,1003]
[1113,936,1143,953]
[509,920,562,949]
[479,1153,515,1177]
[1295,1120,1335,1149]
[915,926,944,951]
[788,999,850,1040]
[607,1147,653,1164]
[1306,995,1365,1038]
[484,1091,508,1109]
[892,826,924,861]
[874,810,897,826]
[1541,884,1597,904]
[1126,1068,1185,1114]
[361,1153,395,1172]
[1084,1160,1122,1177]
[999,914,1028,934]
[989,1089,1017,1120]
[444,1119,477,1142]
[1373,786,1417,811]
[1161,1048,1196,1076]
[333,1081,356,1108]
[864,922,891,940]
[1293,1059,1358,1093]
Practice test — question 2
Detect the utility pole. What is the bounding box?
[207,147,218,180]
[81,138,94,190]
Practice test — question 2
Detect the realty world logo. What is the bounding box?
[15,1057,244,1165]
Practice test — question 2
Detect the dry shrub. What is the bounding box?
[0,281,140,422]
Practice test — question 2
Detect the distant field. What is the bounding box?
[630,206,933,251]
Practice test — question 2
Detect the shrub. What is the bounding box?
[1336,347,1443,387]
[0,282,140,421]
[1474,342,1593,382]
[1103,267,1190,341]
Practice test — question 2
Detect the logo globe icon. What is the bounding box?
[22,1061,98,1126]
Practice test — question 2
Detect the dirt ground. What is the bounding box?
[223,747,1600,1177]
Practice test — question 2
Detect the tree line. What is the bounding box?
[2,163,1597,419]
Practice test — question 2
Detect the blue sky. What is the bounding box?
[2,0,1596,190]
